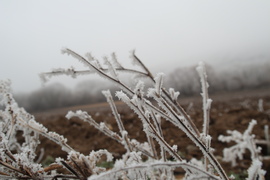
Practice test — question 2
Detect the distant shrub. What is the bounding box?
[14,81,110,112]
[167,62,270,96]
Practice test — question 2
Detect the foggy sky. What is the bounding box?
[1,0,270,93]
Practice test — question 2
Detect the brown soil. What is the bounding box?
[33,87,270,179]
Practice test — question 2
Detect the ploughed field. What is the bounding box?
[33,87,270,178]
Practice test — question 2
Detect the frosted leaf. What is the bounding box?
[115,91,130,103]
[40,67,96,84]
[130,95,138,106]
[126,151,142,166]
[190,158,204,168]
[205,135,212,149]
[100,122,106,130]
[28,119,48,133]
[141,142,151,153]
[144,110,150,119]
[12,146,43,173]
[172,145,178,152]
[92,60,102,69]
[66,150,113,176]
[121,130,128,137]
[114,158,125,169]
[102,90,111,99]
[132,95,145,110]
[89,149,114,163]
[130,139,140,147]
[111,52,123,69]
[135,80,144,90]
[85,52,95,61]
[147,88,156,98]
[53,67,77,78]
[154,73,165,95]
[55,157,64,165]
[134,80,144,97]
[66,110,89,120]
[47,132,67,144]
[103,56,118,79]
[61,47,91,68]
[169,88,180,101]
[85,52,102,69]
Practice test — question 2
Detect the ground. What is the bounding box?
[33,87,270,179]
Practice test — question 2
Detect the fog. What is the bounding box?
[13,60,270,112]
[1,1,270,93]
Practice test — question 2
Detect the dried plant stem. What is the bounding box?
[121,96,183,161]
[60,160,82,180]
[89,161,220,180]
[133,54,200,137]
[264,125,270,155]
[36,49,237,179]
[0,171,9,176]
[0,160,26,175]
[196,62,212,171]
[153,93,227,179]
[21,119,74,153]
[151,111,166,160]
[42,164,63,173]
[103,90,132,152]
[52,175,80,180]
[59,49,229,179]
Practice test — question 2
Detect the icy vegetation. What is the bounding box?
[0,48,267,179]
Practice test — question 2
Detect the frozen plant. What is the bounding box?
[218,120,266,179]
[0,80,114,179]
[0,48,266,179]
[41,48,230,179]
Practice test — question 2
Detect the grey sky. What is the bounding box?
[1,0,270,93]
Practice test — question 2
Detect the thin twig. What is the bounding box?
[60,160,82,180]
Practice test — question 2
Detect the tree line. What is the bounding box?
[14,61,270,112]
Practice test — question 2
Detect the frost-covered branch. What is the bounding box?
[49,49,229,180]
[219,120,266,179]
[4,47,266,179]
[66,110,122,143]
[218,120,261,166]
[88,161,220,180]
[102,90,132,152]
[196,62,213,171]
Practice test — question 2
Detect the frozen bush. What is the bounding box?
[0,48,266,179]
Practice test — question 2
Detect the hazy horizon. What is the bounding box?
[1,1,270,93]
